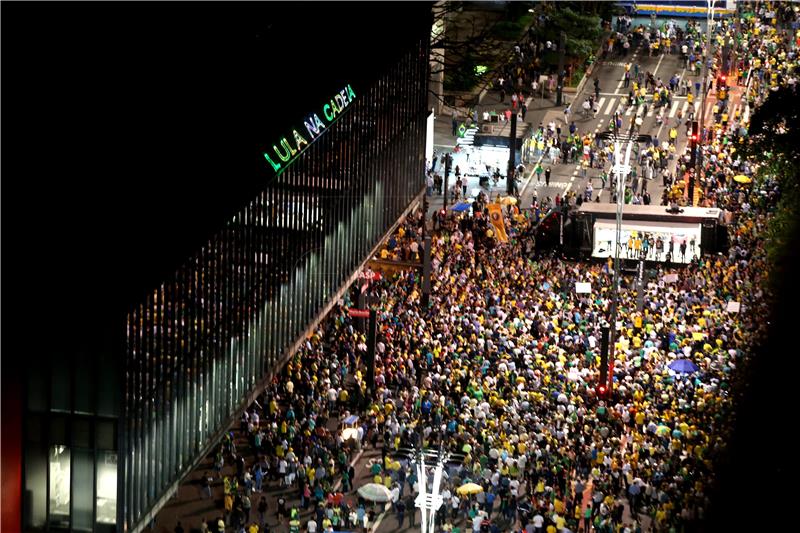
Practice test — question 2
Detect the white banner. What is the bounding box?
[575,282,592,294]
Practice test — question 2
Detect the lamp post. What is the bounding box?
[596,114,642,395]
[696,0,717,205]
[414,447,449,533]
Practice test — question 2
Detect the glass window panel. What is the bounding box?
[24,441,47,529]
[50,416,67,444]
[71,448,93,531]
[96,421,115,450]
[26,414,44,444]
[48,445,71,528]
[71,418,91,448]
[27,366,47,412]
[97,352,120,417]
[74,351,93,414]
[50,356,71,412]
[96,451,117,525]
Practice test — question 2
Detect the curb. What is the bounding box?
[570,30,614,106]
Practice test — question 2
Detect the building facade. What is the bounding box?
[13,6,432,532]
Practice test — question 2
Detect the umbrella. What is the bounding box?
[498,196,518,205]
[733,174,752,183]
[457,482,484,495]
[357,483,392,502]
[451,202,471,212]
[669,359,699,373]
[656,425,671,437]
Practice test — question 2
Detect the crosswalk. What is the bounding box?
[583,95,700,119]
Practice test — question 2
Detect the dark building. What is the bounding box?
[2,2,432,531]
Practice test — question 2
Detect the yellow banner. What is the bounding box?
[487,203,508,243]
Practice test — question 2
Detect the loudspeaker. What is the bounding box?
[716,223,729,254]
[700,220,717,255]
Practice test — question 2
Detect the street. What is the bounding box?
[427,34,704,218]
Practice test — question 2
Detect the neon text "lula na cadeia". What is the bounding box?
[263,84,356,175]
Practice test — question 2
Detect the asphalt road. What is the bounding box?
[517,44,698,210]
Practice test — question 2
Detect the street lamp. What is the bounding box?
[696,0,717,205]
[595,115,646,394]
[414,447,449,533]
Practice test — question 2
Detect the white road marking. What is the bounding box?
[656,118,666,139]
[681,101,689,116]
[605,96,617,115]
[596,97,606,114]
[625,105,634,116]
[668,101,680,117]
[647,107,654,117]
[652,52,665,77]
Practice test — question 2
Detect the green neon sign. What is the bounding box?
[263,84,356,176]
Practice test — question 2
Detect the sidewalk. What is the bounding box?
[429,90,573,212]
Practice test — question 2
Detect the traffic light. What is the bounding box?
[690,121,699,143]
[597,384,607,399]
[599,325,609,388]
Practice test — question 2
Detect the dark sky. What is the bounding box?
[3,1,431,332]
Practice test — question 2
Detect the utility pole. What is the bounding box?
[415,447,449,533]
[365,308,377,395]
[636,249,646,312]
[602,123,638,395]
[507,111,518,195]
[422,235,432,307]
[688,120,699,205]
[443,152,451,211]
[556,31,566,106]
[697,0,716,193]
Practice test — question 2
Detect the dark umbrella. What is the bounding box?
[668,359,699,373]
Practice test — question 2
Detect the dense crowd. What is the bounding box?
[192,5,796,533]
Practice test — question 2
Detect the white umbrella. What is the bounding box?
[357,483,392,502]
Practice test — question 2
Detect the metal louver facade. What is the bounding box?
[122,35,430,531]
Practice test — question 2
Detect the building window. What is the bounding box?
[72,449,94,531]
[48,445,71,528]
[96,451,117,525]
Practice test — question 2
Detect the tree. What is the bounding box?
[737,83,800,166]
[535,3,603,66]
[734,83,800,272]
[429,1,541,99]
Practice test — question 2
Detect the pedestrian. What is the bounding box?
[545,167,551,186]
[406,494,416,528]
[257,496,268,525]
[396,498,406,527]
[204,471,214,499]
